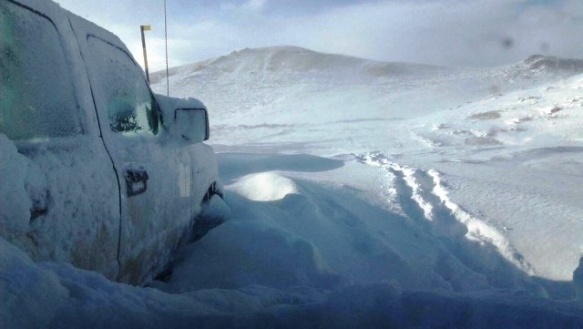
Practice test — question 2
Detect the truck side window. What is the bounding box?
[87,36,159,136]
[0,1,81,140]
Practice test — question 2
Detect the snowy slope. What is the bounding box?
[152,48,583,156]
[3,46,583,328]
[151,48,583,282]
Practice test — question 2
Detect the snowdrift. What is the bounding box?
[3,152,583,328]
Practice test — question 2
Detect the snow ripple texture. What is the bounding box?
[355,151,534,276]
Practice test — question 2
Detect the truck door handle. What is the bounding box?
[30,189,50,221]
[124,168,149,197]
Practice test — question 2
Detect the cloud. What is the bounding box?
[55,0,583,69]
[269,0,583,67]
[245,0,268,12]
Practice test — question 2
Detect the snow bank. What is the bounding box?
[266,284,583,328]
[0,239,68,329]
[2,149,583,327]
[2,232,582,328]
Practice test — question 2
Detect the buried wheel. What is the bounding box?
[192,191,231,241]
[154,189,230,283]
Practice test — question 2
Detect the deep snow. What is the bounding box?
[3,46,583,328]
[154,47,583,282]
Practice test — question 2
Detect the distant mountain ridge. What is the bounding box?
[152,46,583,86]
[149,46,445,85]
[524,54,583,71]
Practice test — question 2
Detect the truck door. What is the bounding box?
[68,16,198,284]
[0,0,120,279]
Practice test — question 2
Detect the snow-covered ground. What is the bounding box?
[154,47,583,282]
[3,47,583,328]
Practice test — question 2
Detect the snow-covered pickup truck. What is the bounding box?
[0,0,224,285]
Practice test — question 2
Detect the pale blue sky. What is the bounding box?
[54,0,583,71]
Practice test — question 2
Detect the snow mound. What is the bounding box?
[228,172,300,201]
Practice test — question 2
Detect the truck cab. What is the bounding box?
[0,0,223,285]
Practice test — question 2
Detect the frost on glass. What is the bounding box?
[0,2,80,140]
[87,36,159,136]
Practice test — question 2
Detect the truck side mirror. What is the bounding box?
[174,107,209,143]
[154,93,210,144]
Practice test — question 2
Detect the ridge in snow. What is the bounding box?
[524,54,583,73]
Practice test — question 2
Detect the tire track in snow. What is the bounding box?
[355,151,534,276]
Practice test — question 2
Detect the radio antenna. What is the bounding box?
[164,0,170,96]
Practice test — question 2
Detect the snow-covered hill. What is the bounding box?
[150,46,445,84]
[151,47,583,284]
[152,47,583,156]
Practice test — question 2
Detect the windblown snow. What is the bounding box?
[3,46,583,328]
